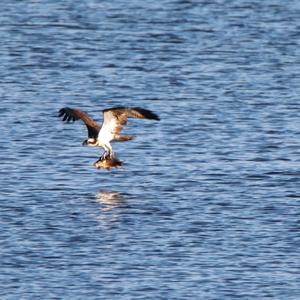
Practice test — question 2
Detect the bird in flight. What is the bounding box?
[58,106,160,167]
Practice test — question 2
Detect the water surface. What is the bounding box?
[1,0,300,299]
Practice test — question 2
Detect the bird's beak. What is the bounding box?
[82,140,87,146]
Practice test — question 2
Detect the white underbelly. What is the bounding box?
[98,131,114,145]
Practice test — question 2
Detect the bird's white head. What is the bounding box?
[82,138,98,146]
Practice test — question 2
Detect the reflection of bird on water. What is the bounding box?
[95,191,125,207]
[58,106,160,168]
[95,191,128,223]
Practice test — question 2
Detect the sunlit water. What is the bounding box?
[1,0,300,299]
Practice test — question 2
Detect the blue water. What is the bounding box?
[1,0,300,299]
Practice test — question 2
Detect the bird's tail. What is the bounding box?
[115,135,135,142]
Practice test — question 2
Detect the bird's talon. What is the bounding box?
[101,151,110,160]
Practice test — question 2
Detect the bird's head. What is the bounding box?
[82,138,97,146]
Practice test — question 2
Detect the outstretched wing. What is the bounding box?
[58,107,100,138]
[98,106,160,142]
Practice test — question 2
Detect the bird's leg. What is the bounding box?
[105,144,113,159]
[104,151,110,159]
[100,144,113,160]
[105,150,112,159]
[100,151,108,160]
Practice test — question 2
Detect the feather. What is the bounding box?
[58,107,100,138]
[98,106,160,143]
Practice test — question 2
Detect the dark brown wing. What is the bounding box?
[103,107,160,122]
[58,107,100,138]
[99,107,160,141]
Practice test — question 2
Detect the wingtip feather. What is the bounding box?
[133,107,160,120]
[58,108,65,117]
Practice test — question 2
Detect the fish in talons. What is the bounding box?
[93,153,123,170]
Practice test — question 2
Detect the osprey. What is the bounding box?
[58,106,160,162]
